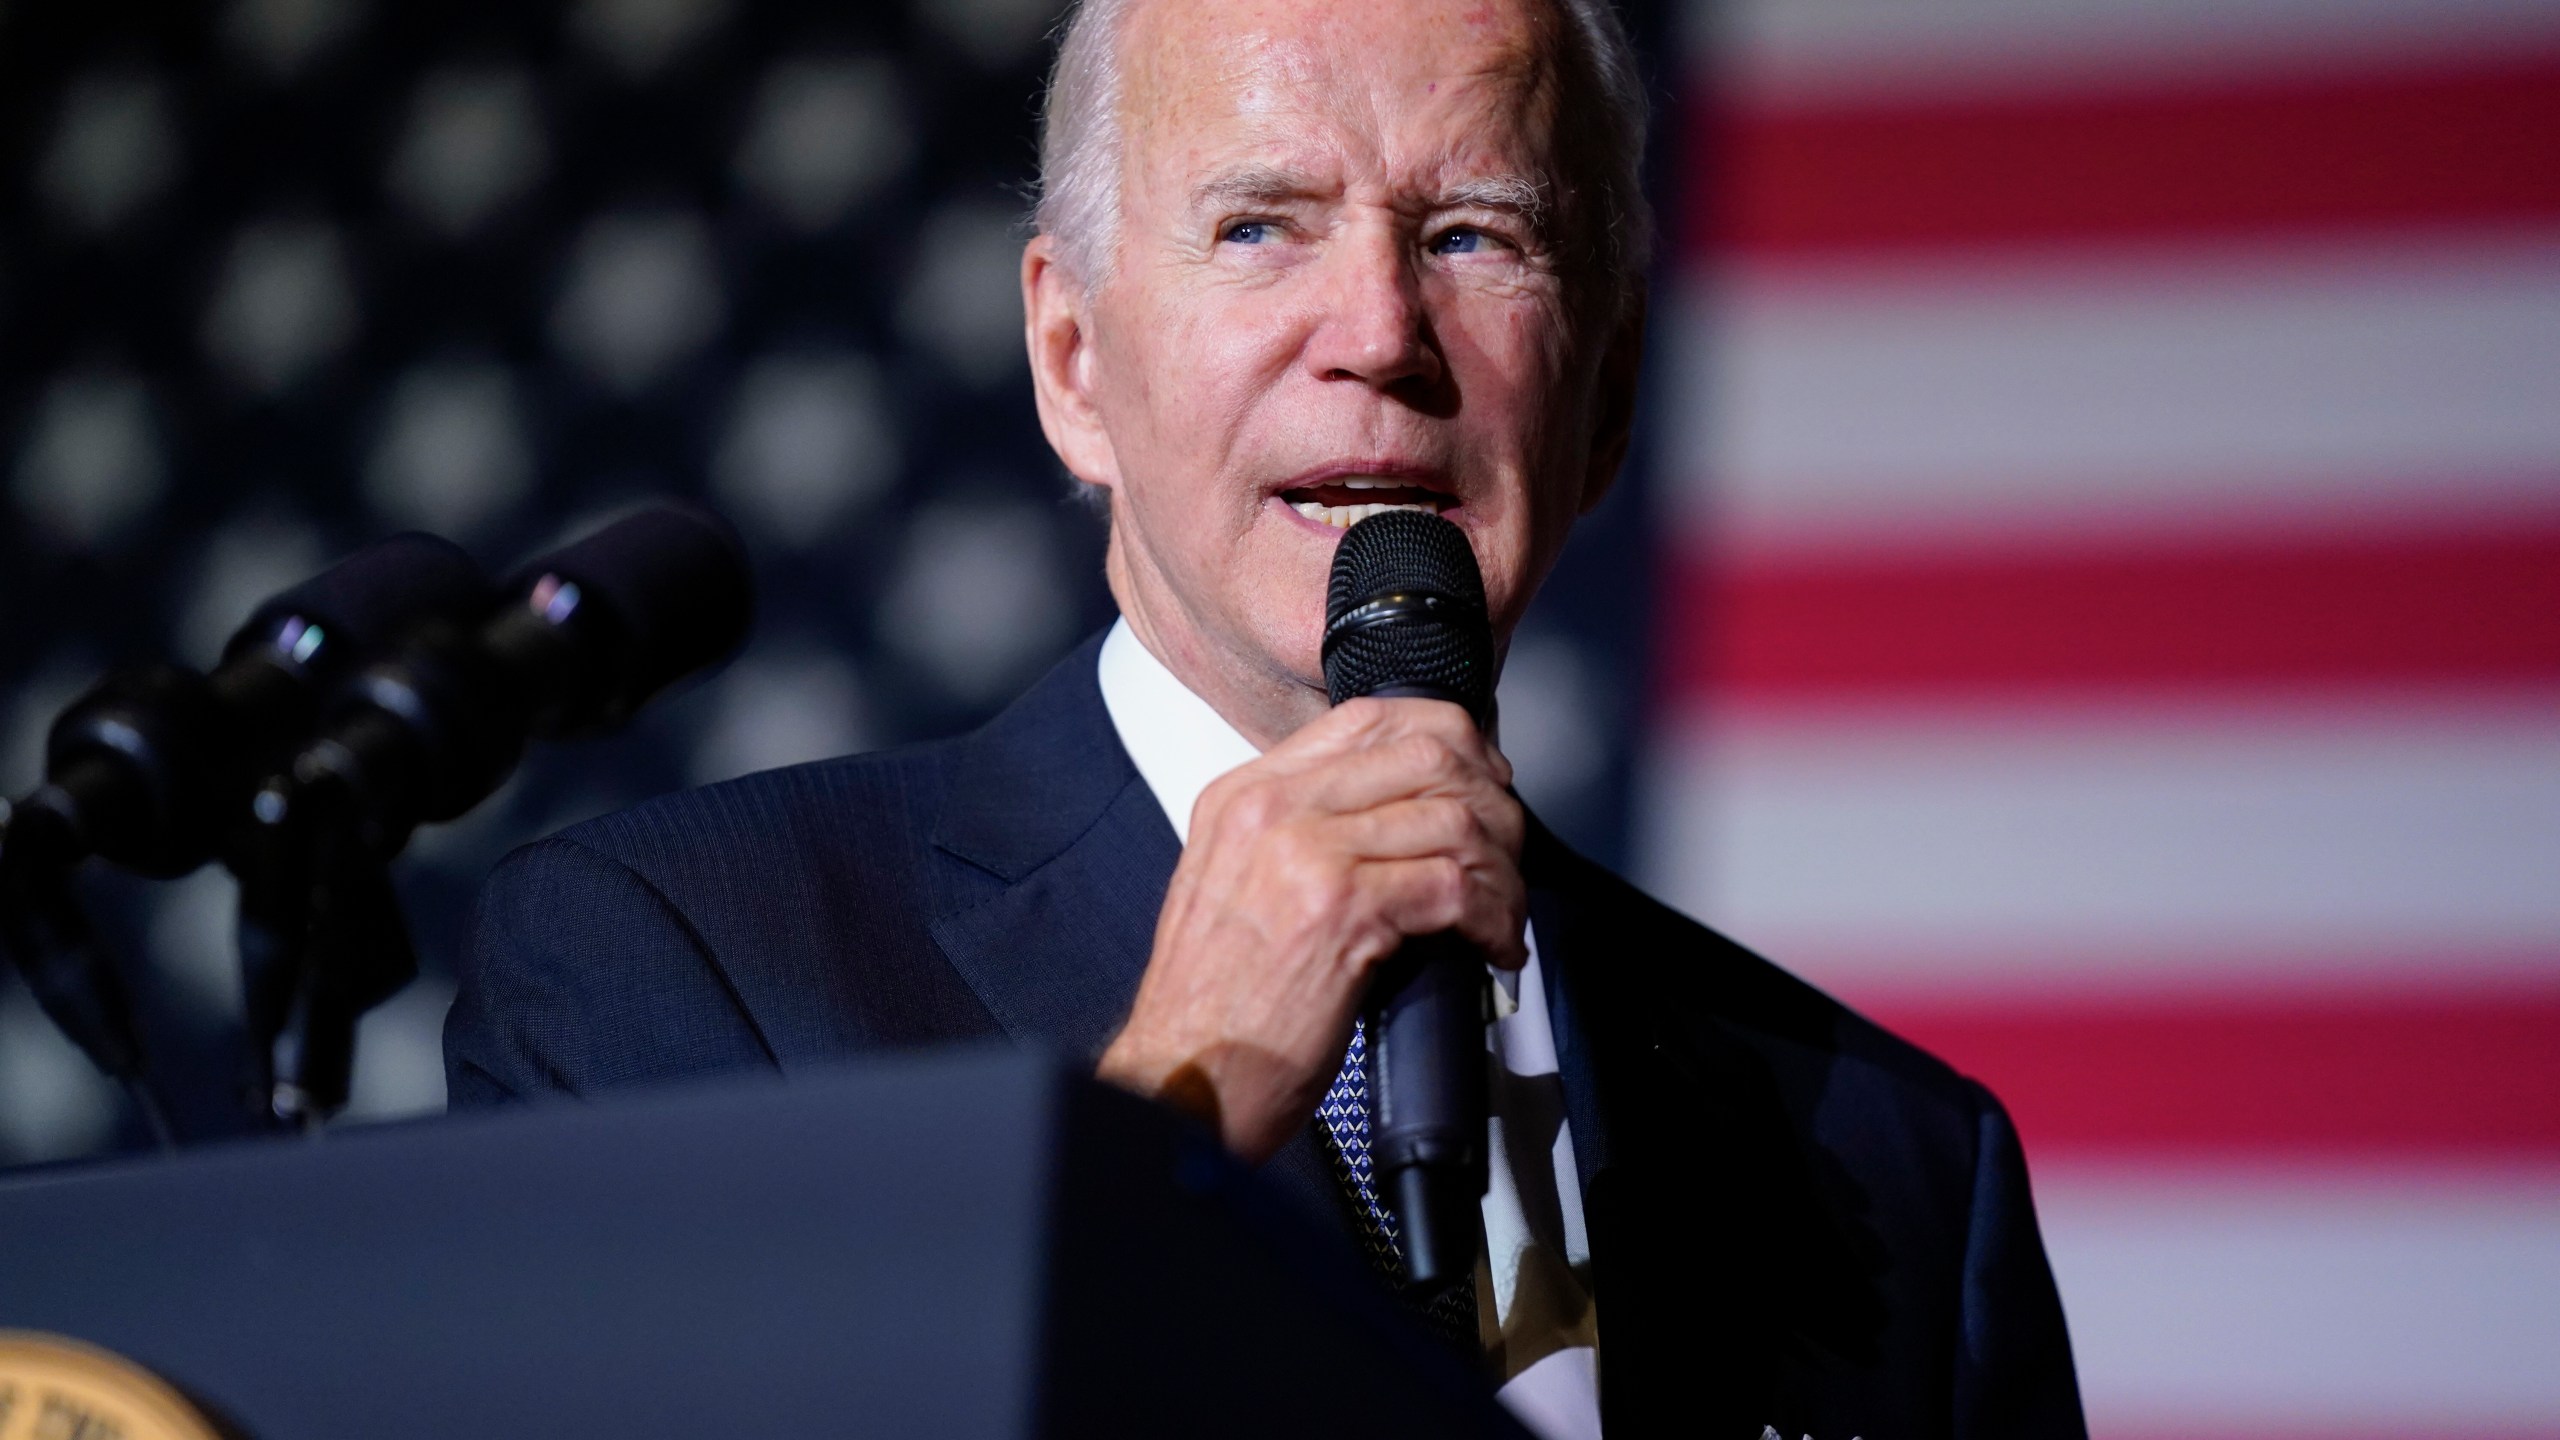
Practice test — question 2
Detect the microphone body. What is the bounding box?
[1365,930,1491,1293]
[1321,509,1497,1296]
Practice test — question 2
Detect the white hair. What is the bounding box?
[1032,0,1653,315]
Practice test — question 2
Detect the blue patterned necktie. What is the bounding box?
[1315,1017,1481,1350]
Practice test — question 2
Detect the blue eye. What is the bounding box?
[1431,227,1488,255]
[1222,221,1273,244]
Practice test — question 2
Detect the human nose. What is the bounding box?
[1302,224,1443,391]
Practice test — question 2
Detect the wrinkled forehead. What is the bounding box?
[1118,0,1563,195]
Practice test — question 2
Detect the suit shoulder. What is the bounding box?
[554,738,962,884]
[1544,838,1992,1117]
[460,735,1001,1072]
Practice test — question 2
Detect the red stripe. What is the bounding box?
[1867,987,2560,1157]
[1696,58,2560,257]
[1661,524,2560,701]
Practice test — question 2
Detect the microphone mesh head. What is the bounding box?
[1321,509,1493,726]
[229,532,487,663]
[505,502,754,723]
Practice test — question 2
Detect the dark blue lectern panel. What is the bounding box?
[0,1048,1521,1439]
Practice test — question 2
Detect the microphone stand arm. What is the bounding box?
[231,771,418,1132]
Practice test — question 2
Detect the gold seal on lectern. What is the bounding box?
[0,1331,224,1440]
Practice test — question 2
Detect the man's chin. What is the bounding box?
[1220,598,1326,700]
[1267,561,1345,668]
[1254,624,1329,695]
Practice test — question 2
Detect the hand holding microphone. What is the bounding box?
[1319,509,1504,1294]
[1101,509,1517,1292]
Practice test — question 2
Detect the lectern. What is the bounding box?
[0,1048,1527,1438]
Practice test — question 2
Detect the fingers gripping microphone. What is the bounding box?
[1321,508,1496,1296]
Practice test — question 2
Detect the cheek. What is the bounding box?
[1448,298,1584,621]
[1447,294,1573,428]
[1150,269,1296,389]
[1110,289,1292,472]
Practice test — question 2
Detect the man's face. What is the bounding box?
[1032,0,1633,718]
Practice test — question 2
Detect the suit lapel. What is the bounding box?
[1527,817,1781,1436]
[1528,831,1612,1202]
[1531,817,1900,1437]
[926,632,1174,1063]
[922,633,1352,1233]
[927,775,1174,1063]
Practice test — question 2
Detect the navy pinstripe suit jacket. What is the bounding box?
[447,630,2084,1440]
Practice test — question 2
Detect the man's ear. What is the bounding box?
[1022,235,1122,491]
[1577,283,1648,516]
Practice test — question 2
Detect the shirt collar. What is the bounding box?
[1096,616,1263,846]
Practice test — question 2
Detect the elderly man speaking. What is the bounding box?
[448,0,2085,1434]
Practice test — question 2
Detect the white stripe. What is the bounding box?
[1700,0,2560,107]
[1633,698,2560,984]
[2036,1162,2560,1429]
[1664,240,2560,550]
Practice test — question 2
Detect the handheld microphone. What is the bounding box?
[1320,508,1496,1296]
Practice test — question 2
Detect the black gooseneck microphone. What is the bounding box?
[1320,508,1497,1296]
[10,533,488,881]
[0,534,486,1128]
[240,501,753,1124]
[284,501,754,851]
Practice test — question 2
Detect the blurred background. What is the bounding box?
[1651,2,2560,1436]
[1,0,2555,1435]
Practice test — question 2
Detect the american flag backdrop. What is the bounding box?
[1638,0,2560,1435]
[3,0,2556,1429]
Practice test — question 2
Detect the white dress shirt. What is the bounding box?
[1096,618,1602,1440]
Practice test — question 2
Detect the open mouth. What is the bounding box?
[1278,477,1455,530]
